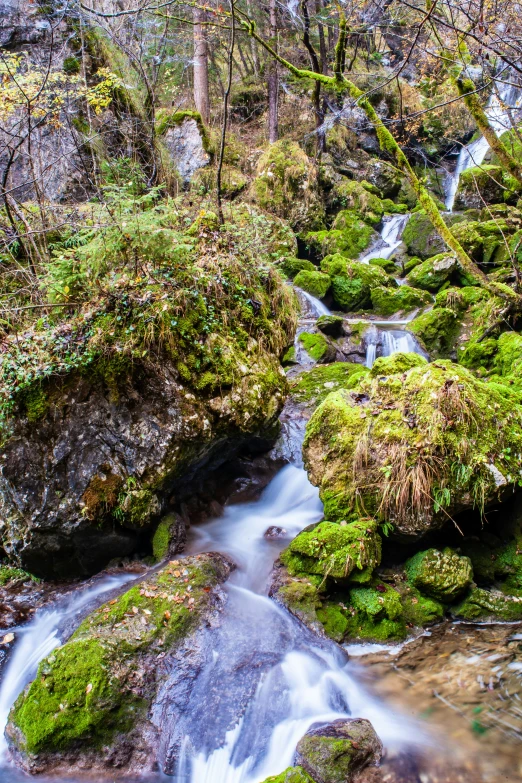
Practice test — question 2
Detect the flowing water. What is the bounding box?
[360,214,411,264]
[445,75,522,211]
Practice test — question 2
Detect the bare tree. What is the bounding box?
[268,0,279,143]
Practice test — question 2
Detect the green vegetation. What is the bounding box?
[291,363,369,406]
[293,270,331,299]
[320,255,393,311]
[405,548,473,601]
[298,333,332,362]
[260,768,316,783]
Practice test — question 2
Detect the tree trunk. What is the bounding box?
[268,0,279,143]
[193,6,210,124]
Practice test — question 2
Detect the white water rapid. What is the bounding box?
[445,75,522,211]
[360,214,410,264]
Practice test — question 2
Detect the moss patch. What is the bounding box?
[291,363,369,406]
[405,548,473,602]
[293,270,331,299]
[371,285,431,316]
[320,254,393,312]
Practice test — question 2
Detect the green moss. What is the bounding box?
[369,257,399,274]
[316,602,350,641]
[298,332,331,362]
[407,307,459,357]
[370,352,427,377]
[370,285,431,316]
[251,140,325,231]
[306,211,377,260]
[329,180,384,226]
[282,345,297,366]
[453,586,522,621]
[316,315,344,337]
[397,583,445,627]
[455,165,518,209]
[22,386,48,422]
[118,488,159,528]
[0,565,37,585]
[303,360,522,537]
[10,555,228,754]
[406,253,458,292]
[277,580,322,629]
[155,109,209,150]
[293,270,331,299]
[343,583,406,642]
[280,520,382,581]
[260,767,316,783]
[63,56,80,74]
[152,513,180,562]
[320,255,393,312]
[402,211,445,259]
[279,257,315,280]
[291,362,369,406]
[405,548,473,602]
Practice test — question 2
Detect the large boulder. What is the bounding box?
[159,111,211,183]
[405,548,473,601]
[294,270,331,299]
[0,203,296,578]
[407,307,459,358]
[306,212,378,261]
[406,253,458,292]
[370,285,431,316]
[295,719,383,783]
[454,165,516,210]
[251,139,325,231]
[320,255,394,312]
[6,553,233,775]
[303,358,522,536]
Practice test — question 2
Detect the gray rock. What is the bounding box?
[163,118,211,182]
[295,718,383,783]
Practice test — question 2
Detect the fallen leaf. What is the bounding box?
[164,610,171,620]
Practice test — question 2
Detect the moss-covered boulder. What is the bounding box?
[401,211,446,259]
[406,253,458,292]
[370,285,431,316]
[298,333,336,364]
[407,307,459,358]
[455,165,517,210]
[405,548,473,602]
[7,554,232,772]
[294,270,331,299]
[303,359,522,536]
[0,200,297,579]
[329,180,384,226]
[306,212,379,261]
[251,139,325,231]
[295,718,383,783]
[370,352,427,377]
[452,586,522,621]
[369,257,399,274]
[279,257,316,280]
[320,255,393,312]
[290,363,369,407]
[281,520,381,582]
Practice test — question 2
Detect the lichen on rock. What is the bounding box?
[405,548,473,602]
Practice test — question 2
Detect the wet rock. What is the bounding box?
[370,285,431,316]
[265,526,287,539]
[295,718,383,783]
[407,306,459,358]
[261,768,316,783]
[316,316,344,338]
[452,586,522,621]
[290,364,370,408]
[294,270,331,300]
[298,332,337,364]
[406,253,458,292]
[306,215,379,263]
[6,553,233,776]
[455,165,509,210]
[405,548,473,602]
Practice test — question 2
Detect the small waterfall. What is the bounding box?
[445,76,522,210]
[294,287,330,317]
[365,325,427,369]
[360,214,410,264]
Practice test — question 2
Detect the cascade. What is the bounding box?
[445,76,522,211]
[360,214,410,264]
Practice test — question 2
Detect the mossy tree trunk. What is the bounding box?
[455,75,522,188]
[239,10,520,303]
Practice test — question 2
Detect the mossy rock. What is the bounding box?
[401,211,446,259]
[7,554,232,756]
[290,363,369,406]
[329,180,384,226]
[316,315,344,337]
[260,767,316,783]
[251,139,325,231]
[280,520,382,582]
[370,285,431,316]
[294,270,331,299]
[407,307,459,358]
[405,548,473,602]
[369,257,399,274]
[295,718,383,783]
[370,352,427,377]
[279,257,316,280]
[306,211,378,261]
[0,565,37,585]
[406,253,458,292]
[298,332,335,363]
[303,360,522,536]
[192,164,248,199]
[404,256,422,273]
[395,581,445,627]
[320,255,393,312]
[452,586,522,621]
[455,165,519,210]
